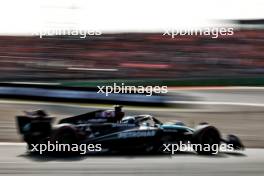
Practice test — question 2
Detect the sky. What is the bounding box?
[0,0,263,35]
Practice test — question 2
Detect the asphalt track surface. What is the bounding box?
[0,87,264,175]
[0,144,263,176]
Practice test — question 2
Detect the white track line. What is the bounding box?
[0,142,26,146]
[168,101,264,107]
[68,67,118,71]
[1,82,60,85]
[169,86,264,91]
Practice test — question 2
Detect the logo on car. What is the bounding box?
[118,131,156,138]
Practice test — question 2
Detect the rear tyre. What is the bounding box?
[50,125,79,155]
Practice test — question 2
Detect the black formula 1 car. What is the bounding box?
[16,107,244,155]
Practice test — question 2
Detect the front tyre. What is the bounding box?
[192,125,221,155]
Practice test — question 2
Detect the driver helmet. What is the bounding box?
[114,105,124,121]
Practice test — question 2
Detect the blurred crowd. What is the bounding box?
[0,29,264,81]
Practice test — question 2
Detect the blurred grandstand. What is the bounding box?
[0,26,264,86]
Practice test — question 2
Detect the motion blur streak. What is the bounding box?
[0,28,263,82]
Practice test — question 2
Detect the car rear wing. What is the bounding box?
[16,116,54,135]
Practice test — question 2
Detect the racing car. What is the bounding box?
[16,106,244,155]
